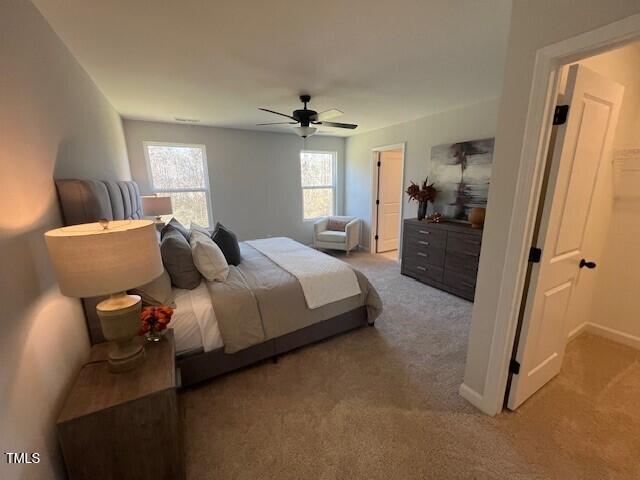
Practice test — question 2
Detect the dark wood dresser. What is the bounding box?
[401,219,482,301]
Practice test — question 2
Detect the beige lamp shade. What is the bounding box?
[45,220,163,298]
[141,196,172,217]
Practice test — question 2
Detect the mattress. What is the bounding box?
[170,280,223,355]
[205,242,382,354]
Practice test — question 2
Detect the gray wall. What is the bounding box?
[123,120,346,244]
[0,1,130,479]
[344,99,500,249]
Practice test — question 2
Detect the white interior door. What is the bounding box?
[377,149,403,253]
[507,65,623,409]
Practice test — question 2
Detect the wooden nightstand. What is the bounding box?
[57,330,184,480]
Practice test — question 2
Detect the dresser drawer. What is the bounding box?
[404,242,445,267]
[404,262,444,284]
[445,253,479,274]
[404,222,447,245]
[446,232,481,256]
[443,268,477,300]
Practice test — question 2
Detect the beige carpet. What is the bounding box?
[181,251,640,479]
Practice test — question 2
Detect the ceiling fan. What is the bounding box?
[257,94,358,138]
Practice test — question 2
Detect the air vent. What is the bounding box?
[174,117,200,123]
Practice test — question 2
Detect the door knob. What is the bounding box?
[579,259,597,269]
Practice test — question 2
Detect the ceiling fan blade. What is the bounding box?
[315,109,344,121]
[258,108,297,121]
[256,121,298,126]
[313,121,358,129]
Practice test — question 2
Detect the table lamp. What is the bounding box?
[141,195,172,223]
[45,219,163,372]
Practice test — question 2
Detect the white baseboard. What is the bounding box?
[567,322,588,341]
[568,321,640,351]
[585,322,640,351]
[459,383,499,416]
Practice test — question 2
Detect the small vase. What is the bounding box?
[468,207,486,229]
[417,202,428,221]
[145,328,164,342]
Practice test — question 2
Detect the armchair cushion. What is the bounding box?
[316,230,347,244]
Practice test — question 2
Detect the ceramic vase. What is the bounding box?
[468,207,486,229]
[418,202,428,221]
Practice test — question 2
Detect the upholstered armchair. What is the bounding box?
[313,216,361,255]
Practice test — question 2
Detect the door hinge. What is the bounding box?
[553,105,569,125]
[376,199,380,205]
[374,235,379,241]
[377,160,381,167]
[509,359,521,375]
[529,247,542,263]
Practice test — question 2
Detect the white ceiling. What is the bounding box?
[33,0,511,136]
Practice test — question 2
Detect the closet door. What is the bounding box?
[507,65,623,409]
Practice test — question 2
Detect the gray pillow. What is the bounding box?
[212,223,242,266]
[160,229,201,289]
[161,217,189,241]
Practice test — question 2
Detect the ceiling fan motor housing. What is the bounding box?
[293,109,317,126]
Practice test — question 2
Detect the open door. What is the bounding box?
[507,65,624,409]
[376,149,403,253]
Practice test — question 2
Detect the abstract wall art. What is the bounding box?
[429,138,494,221]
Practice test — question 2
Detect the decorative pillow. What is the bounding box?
[160,217,189,241]
[160,229,201,289]
[190,222,212,239]
[212,223,242,266]
[327,218,350,232]
[190,230,229,282]
[129,269,176,308]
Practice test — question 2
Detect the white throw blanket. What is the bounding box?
[246,237,361,309]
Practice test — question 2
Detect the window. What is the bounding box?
[300,150,336,220]
[144,142,212,227]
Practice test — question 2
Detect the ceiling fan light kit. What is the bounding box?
[258,94,357,136]
[293,126,318,138]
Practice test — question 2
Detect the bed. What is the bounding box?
[55,179,382,386]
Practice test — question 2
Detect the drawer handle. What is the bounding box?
[418,241,430,246]
[461,252,480,257]
[418,230,431,235]
[465,240,480,245]
[462,281,475,288]
[417,252,427,257]
[416,266,427,271]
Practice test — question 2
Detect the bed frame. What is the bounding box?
[55,179,371,387]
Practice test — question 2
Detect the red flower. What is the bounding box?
[139,305,174,336]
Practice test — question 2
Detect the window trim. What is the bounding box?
[300,149,338,221]
[142,141,214,226]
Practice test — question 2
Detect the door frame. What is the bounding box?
[468,13,640,416]
[369,143,406,255]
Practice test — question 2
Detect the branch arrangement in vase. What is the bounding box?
[406,177,437,220]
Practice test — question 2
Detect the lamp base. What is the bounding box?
[107,340,145,373]
[97,293,145,373]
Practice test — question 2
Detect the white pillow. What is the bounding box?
[189,230,229,282]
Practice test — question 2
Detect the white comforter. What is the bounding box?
[246,237,361,309]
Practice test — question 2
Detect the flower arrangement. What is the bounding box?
[406,177,437,203]
[406,177,437,220]
[139,305,174,342]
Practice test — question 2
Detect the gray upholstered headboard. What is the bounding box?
[55,179,143,226]
[55,179,145,344]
